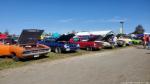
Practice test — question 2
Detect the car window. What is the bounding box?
[79,36,90,41]
[73,38,79,42]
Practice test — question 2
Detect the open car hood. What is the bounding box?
[102,34,114,41]
[88,35,103,41]
[56,34,75,41]
[18,29,44,44]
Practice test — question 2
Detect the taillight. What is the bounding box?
[94,43,97,47]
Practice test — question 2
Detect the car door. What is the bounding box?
[0,44,11,56]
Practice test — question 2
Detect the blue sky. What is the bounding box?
[0,0,150,34]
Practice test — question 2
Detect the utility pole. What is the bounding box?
[120,21,124,34]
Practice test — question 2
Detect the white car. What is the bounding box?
[118,38,132,45]
[95,41,116,48]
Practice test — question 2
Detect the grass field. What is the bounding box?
[0,50,94,70]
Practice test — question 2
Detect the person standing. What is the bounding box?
[148,35,150,50]
[143,35,148,49]
[113,36,118,46]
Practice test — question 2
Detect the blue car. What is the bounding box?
[38,34,80,53]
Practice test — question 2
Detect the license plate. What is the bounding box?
[66,48,70,51]
[34,54,39,58]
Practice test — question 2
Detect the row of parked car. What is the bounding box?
[0,29,142,61]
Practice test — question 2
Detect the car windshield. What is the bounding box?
[79,36,90,41]
[45,38,56,42]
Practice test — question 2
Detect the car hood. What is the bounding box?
[18,29,44,45]
[56,34,75,41]
[102,42,111,46]
[118,38,132,43]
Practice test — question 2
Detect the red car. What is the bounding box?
[70,35,103,51]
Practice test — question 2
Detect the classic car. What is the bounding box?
[38,34,80,53]
[131,39,142,45]
[118,37,132,46]
[71,35,103,51]
[130,37,142,45]
[100,34,118,48]
[116,40,126,47]
[0,29,50,61]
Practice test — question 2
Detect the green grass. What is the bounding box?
[0,59,30,70]
[0,50,91,70]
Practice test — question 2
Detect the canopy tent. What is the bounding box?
[144,33,150,35]
[52,32,61,38]
[76,32,91,36]
[90,30,115,37]
[76,30,115,37]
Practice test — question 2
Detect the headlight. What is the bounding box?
[76,44,80,47]
[23,51,31,54]
[64,44,69,48]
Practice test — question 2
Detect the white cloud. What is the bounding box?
[107,18,127,23]
[57,17,128,24]
[58,19,73,23]
[84,17,127,23]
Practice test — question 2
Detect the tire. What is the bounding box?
[55,48,62,53]
[123,43,126,47]
[11,54,20,61]
[111,44,115,49]
[111,45,115,49]
[86,47,92,51]
[49,47,52,52]
[58,48,62,53]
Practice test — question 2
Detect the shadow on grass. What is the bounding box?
[21,55,49,62]
[0,55,49,62]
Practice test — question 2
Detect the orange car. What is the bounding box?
[0,29,50,61]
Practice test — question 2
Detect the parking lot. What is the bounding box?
[0,46,150,84]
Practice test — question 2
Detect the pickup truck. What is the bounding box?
[0,29,50,61]
[71,35,103,51]
[38,34,80,53]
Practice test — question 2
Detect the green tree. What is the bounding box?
[133,25,145,34]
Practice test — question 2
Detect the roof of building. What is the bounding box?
[76,30,114,37]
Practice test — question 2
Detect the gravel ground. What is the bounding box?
[0,46,150,84]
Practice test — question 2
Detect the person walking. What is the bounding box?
[143,35,148,49]
[148,35,150,50]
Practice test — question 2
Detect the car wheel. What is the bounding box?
[55,48,62,53]
[111,44,115,49]
[86,47,92,51]
[11,54,20,61]
[58,48,62,53]
[123,43,126,47]
[55,48,59,53]
[49,47,52,52]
